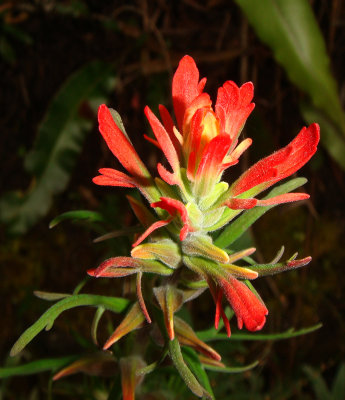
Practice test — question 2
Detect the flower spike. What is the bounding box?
[91,55,319,363]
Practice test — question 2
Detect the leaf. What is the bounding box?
[174,316,221,362]
[168,338,208,399]
[300,102,345,169]
[203,360,259,374]
[153,286,184,340]
[332,363,345,400]
[235,0,345,167]
[303,366,332,400]
[49,210,106,229]
[103,302,145,350]
[34,291,71,301]
[91,307,106,345]
[182,347,215,399]
[0,61,115,235]
[0,356,78,379]
[197,323,322,342]
[53,353,117,380]
[136,346,169,377]
[215,177,307,248]
[119,356,146,400]
[10,294,129,356]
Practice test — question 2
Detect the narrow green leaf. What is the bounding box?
[10,294,129,356]
[136,346,169,377]
[0,61,115,235]
[215,177,307,248]
[93,227,142,243]
[34,291,71,301]
[182,347,215,399]
[203,360,259,374]
[168,338,205,398]
[91,307,106,345]
[73,277,90,295]
[49,210,105,229]
[235,0,345,167]
[197,323,322,342]
[0,356,78,379]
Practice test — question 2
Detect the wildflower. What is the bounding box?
[90,55,319,339]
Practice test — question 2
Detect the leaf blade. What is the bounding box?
[235,0,345,167]
[10,294,129,357]
[0,61,115,235]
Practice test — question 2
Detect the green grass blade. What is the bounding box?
[197,323,322,342]
[49,210,106,229]
[204,360,259,374]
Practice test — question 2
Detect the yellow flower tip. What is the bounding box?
[200,110,220,144]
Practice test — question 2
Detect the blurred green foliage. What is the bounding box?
[236,0,345,168]
[0,61,116,235]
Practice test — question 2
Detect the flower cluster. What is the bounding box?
[89,56,319,345]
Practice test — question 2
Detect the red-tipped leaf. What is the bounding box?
[93,168,136,188]
[145,106,180,172]
[231,123,320,196]
[151,197,192,240]
[98,105,150,180]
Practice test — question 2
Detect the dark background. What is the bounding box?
[1,1,345,399]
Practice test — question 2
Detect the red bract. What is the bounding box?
[97,105,150,181]
[230,123,320,198]
[172,55,207,131]
[218,277,268,332]
[215,81,255,144]
[93,105,159,202]
[151,197,192,240]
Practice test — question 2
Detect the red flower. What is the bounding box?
[92,55,319,338]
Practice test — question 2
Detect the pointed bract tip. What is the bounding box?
[288,256,312,268]
[87,268,97,277]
